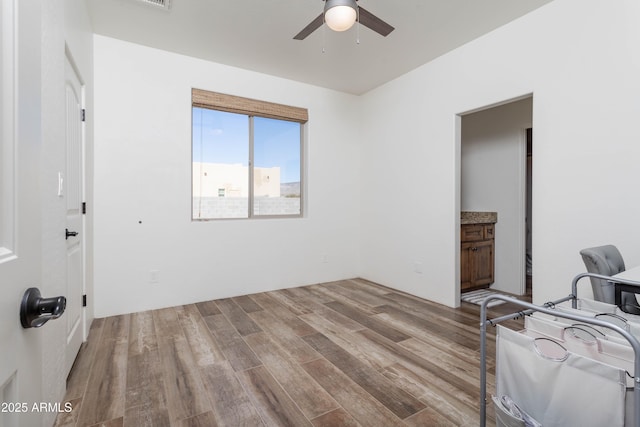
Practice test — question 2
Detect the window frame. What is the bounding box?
[191,89,307,221]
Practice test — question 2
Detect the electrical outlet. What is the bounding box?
[149,270,159,284]
[321,254,328,263]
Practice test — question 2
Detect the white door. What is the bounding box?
[1,0,44,425]
[64,54,85,376]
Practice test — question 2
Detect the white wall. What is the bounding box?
[360,0,640,307]
[93,36,361,317]
[461,97,532,295]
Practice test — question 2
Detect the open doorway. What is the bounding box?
[460,96,532,298]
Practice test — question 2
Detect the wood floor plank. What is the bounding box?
[373,304,499,373]
[299,312,396,371]
[324,301,411,342]
[158,337,211,421]
[101,314,131,342]
[273,286,365,332]
[280,286,330,311]
[399,337,494,387]
[215,298,263,336]
[124,407,170,427]
[154,315,211,424]
[403,406,459,427]
[152,308,184,339]
[245,332,339,419]
[374,303,485,351]
[331,280,394,308]
[373,310,496,370]
[357,328,480,402]
[310,408,360,427]
[382,291,480,327]
[129,311,157,356]
[380,363,478,425]
[274,284,364,331]
[88,417,124,427]
[314,306,368,332]
[248,309,321,364]
[125,349,163,398]
[195,300,221,317]
[300,284,338,304]
[236,365,312,427]
[175,411,219,427]
[381,289,519,335]
[202,313,262,371]
[269,289,314,315]
[124,372,170,427]
[232,294,264,313]
[301,358,403,427]
[77,338,128,426]
[156,337,211,422]
[175,304,227,367]
[199,362,265,427]
[302,332,425,419]
[65,317,105,400]
[316,284,379,314]
[53,397,82,427]
[250,292,317,336]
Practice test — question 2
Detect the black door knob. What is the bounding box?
[65,228,79,240]
[20,288,66,328]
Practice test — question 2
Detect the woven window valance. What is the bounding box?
[192,88,308,124]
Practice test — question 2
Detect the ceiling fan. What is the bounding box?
[293,0,394,40]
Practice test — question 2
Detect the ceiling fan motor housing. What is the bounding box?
[324,0,358,32]
[293,0,393,41]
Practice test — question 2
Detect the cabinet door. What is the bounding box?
[461,241,473,290]
[471,239,494,287]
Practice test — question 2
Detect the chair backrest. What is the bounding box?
[579,245,626,303]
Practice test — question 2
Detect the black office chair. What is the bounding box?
[580,245,640,315]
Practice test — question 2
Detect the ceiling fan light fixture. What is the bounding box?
[324,0,358,32]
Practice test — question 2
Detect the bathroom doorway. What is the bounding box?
[460,96,532,296]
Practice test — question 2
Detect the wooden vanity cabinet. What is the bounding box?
[461,223,495,291]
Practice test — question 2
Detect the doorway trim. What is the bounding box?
[456,93,533,299]
[64,44,88,346]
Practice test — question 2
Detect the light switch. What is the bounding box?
[57,172,64,197]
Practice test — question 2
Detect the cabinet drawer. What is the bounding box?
[461,225,484,242]
[483,224,494,239]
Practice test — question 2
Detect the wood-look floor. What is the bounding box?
[54,279,526,427]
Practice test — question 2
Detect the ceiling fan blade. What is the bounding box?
[293,13,324,40]
[358,7,394,37]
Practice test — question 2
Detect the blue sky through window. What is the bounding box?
[193,107,301,183]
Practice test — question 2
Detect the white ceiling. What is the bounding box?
[86,0,553,95]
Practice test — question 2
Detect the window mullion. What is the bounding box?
[299,123,304,217]
[248,115,254,218]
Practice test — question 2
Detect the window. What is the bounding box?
[192,89,307,220]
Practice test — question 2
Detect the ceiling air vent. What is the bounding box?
[136,0,171,11]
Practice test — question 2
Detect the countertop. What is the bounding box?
[461,211,497,225]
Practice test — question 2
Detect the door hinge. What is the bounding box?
[82,294,87,307]
[81,109,86,122]
[82,202,86,214]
